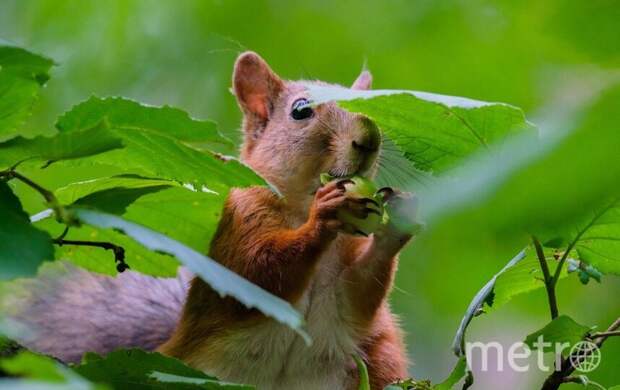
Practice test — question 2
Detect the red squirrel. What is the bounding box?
[9,52,416,390]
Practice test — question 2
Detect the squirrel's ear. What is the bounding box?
[233,52,284,125]
[351,70,372,90]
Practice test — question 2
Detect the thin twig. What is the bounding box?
[0,169,73,224]
[532,236,559,319]
[52,238,129,272]
[590,330,620,339]
[0,169,54,202]
[2,168,129,272]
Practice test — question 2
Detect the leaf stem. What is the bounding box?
[532,236,559,319]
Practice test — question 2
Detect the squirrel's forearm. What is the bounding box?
[339,234,410,325]
[235,217,332,303]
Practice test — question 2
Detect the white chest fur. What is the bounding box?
[194,238,359,390]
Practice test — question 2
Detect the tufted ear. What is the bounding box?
[233,52,284,132]
[351,70,372,90]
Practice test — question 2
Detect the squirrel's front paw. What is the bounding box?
[310,179,380,238]
[376,187,423,241]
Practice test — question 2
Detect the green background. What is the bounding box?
[1,0,618,388]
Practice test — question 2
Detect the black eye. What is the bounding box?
[291,98,314,120]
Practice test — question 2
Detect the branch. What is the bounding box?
[541,317,620,390]
[590,330,620,339]
[560,377,583,385]
[0,168,130,273]
[52,238,129,272]
[532,236,559,319]
[0,168,73,224]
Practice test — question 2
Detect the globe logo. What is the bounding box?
[569,341,601,372]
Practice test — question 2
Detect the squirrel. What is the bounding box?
[6,52,416,390]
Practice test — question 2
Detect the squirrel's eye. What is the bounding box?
[291,98,314,120]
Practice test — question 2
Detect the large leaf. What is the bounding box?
[34,177,225,276]
[73,349,251,390]
[421,84,620,230]
[0,181,53,279]
[36,218,179,277]
[0,45,54,142]
[73,208,307,339]
[56,96,235,155]
[55,97,263,192]
[307,85,532,173]
[400,83,620,325]
[54,177,222,276]
[55,175,173,217]
[439,84,620,357]
[53,174,178,207]
[524,315,591,353]
[149,372,250,389]
[568,198,620,275]
[0,123,123,170]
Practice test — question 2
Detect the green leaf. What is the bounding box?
[150,372,252,389]
[451,249,527,356]
[54,174,178,206]
[353,354,370,390]
[0,181,53,279]
[524,315,591,353]
[55,97,263,192]
[73,209,306,338]
[490,249,569,311]
[0,45,54,142]
[571,198,620,275]
[0,122,123,170]
[307,85,532,173]
[1,351,65,381]
[417,84,620,231]
[0,351,102,390]
[56,96,235,155]
[384,378,432,390]
[37,179,225,276]
[0,351,64,382]
[433,357,467,390]
[36,218,179,277]
[73,349,251,390]
[407,83,620,325]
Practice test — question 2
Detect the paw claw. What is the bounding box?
[377,187,395,200]
[336,179,355,190]
[365,207,382,216]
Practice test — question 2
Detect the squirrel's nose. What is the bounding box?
[352,116,380,154]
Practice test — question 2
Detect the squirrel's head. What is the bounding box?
[233,52,380,204]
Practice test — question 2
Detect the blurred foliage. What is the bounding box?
[0,1,619,389]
